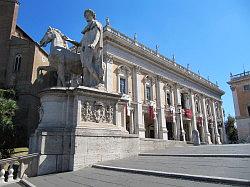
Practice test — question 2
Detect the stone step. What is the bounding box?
[92,164,250,186]
[139,153,250,158]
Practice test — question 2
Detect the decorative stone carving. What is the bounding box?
[157,75,164,82]
[81,102,92,121]
[81,101,114,124]
[134,65,142,74]
[103,53,113,63]
[116,65,131,76]
[93,101,105,123]
[105,17,110,26]
[143,75,155,85]
[106,105,114,123]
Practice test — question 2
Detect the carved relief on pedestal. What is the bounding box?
[82,102,92,121]
[81,101,114,124]
[106,105,114,123]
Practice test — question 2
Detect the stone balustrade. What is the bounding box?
[0,153,38,184]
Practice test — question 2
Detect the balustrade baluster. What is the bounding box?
[8,164,14,182]
[0,168,5,183]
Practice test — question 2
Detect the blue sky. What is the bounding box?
[18,0,250,117]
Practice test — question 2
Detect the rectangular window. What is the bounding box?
[244,85,250,91]
[167,93,171,106]
[181,93,185,109]
[146,86,151,101]
[248,106,250,116]
[196,102,200,113]
[120,78,126,94]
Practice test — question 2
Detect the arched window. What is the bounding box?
[13,54,22,72]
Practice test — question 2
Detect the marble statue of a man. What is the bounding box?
[80,9,104,88]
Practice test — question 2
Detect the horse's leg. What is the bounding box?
[57,63,66,87]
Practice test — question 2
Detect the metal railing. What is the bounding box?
[0,153,38,184]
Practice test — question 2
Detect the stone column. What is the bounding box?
[179,106,186,142]
[104,53,113,92]
[170,86,177,140]
[188,121,192,141]
[211,126,215,144]
[156,77,168,140]
[129,110,134,134]
[174,85,180,140]
[174,85,185,141]
[190,91,198,130]
[201,97,212,144]
[212,101,222,144]
[220,104,227,144]
[190,91,200,143]
[154,113,159,139]
[133,66,145,137]
[200,118,205,142]
[198,98,205,142]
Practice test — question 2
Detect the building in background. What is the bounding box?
[0,0,51,146]
[102,24,226,144]
[228,71,250,142]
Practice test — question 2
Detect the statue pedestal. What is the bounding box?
[29,87,139,175]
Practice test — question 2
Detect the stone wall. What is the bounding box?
[73,134,139,170]
[140,138,187,152]
[237,118,250,142]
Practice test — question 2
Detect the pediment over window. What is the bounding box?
[143,75,155,85]
[116,65,131,76]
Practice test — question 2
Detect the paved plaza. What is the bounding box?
[7,144,250,187]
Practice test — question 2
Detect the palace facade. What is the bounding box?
[102,24,226,144]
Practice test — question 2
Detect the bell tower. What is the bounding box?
[0,0,19,87]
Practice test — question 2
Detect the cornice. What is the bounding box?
[103,26,224,96]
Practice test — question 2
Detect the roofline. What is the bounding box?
[16,25,48,57]
[104,26,225,96]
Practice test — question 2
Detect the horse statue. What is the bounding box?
[38,26,82,87]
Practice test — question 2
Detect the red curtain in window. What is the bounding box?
[184,109,193,119]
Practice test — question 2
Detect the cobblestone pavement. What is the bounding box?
[6,144,250,187]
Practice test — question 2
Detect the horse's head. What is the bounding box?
[39,26,55,47]
[40,26,68,49]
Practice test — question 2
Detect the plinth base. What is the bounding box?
[29,87,139,175]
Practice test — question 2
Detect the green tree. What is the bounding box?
[0,89,17,159]
[225,115,238,144]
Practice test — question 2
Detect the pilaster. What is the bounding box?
[174,84,185,141]
[212,100,222,144]
[156,76,168,140]
[133,65,145,138]
[104,53,113,92]
[201,96,212,144]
